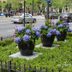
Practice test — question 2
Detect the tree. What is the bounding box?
[7,0,20,10]
[5,3,12,11]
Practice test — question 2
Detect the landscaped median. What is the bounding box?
[0,33,72,72]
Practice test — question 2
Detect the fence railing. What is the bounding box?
[0,60,62,72]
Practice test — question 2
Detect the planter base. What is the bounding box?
[20,49,33,56]
[18,41,35,56]
[41,35,55,47]
[35,43,60,49]
[9,52,42,60]
[56,32,67,41]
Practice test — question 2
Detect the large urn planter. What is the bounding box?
[56,31,67,41]
[14,26,40,56]
[18,41,35,56]
[41,35,55,47]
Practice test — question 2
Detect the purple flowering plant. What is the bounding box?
[40,25,57,37]
[56,23,68,33]
[14,25,40,44]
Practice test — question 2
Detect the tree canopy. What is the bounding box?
[0,0,72,12]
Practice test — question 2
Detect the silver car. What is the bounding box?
[11,13,36,23]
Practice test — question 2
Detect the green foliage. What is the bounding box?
[67,32,72,36]
[56,24,68,34]
[40,25,48,36]
[15,25,40,45]
[52,0,66,8]
[0,2,7,9]
[0,0,72,11]
[52,0,72,8]
[35,38,41,45]
[45,19,52,27]
[41,20,52,36]
[7,0,21,10]
[5,3,12,10]
[0,35,72,71]
[0,38,13,47]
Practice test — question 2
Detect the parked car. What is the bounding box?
[5,10,15,17]
[45,12,59,19]
[11,13,36,24]
[67,13,72,22]
[59,13,72,22]
[49,12,59,19]
[0,13,5,16]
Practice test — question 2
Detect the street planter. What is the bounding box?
[56,31,67,41]
[41,35,55,47]
[56,23,68,41]
[40,25,57,47]
[14,26,40,56]
[18,41,35,56]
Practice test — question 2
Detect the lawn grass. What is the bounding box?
[0,34,72,72]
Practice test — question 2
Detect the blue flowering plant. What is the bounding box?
[40,25,57,37]
[56,23,68,33]
[56,23,69,41]
[40,25,58,47]
[14,26,40,45]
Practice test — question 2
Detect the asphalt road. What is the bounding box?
[0,15,72,38]
[0,15,45,37]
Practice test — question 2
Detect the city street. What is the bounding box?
[0,15,72,38]
[0,15,45,37]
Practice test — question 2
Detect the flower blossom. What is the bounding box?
[16,26,24,33]
[58,24,63,28]
[32,27,40,32]
[36,31,41,37]
[23,34,30,41]
[41,25,48,29]
[50,29,56,35]
[25,29,31,34]
[14,37,21,44]
[56,30,61,35]
[47,32,52,37]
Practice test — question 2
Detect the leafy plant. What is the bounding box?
[45,19,51,27]
[56,23,68,33]
[0,36,72,71]
[40,25,58,37]
[15,25,40,45]
[0,38,13,47]
[56,20,63,26]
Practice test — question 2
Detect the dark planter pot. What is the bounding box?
[41,35,55,47]
[57,31,67,41]
[18,41,35,56]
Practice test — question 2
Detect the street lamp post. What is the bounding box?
[32,0,34,16]
[23,0,26,26]
[46,0,51,19]
[47,1,49,19]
